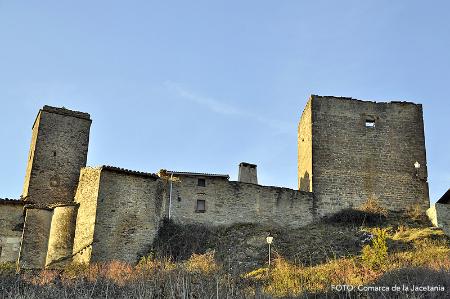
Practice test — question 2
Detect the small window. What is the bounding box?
[196,199,206,212]
[365,120,375,128]
[53,151,57,157]
[197,178,206,187]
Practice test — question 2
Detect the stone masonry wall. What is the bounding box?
[435,203,450,236]
[45,205,78,268]
[86,168,165,264]
[22,106,91,205]
[0,202,24,263]
[170,175,316,228]
[72,167,102,264]
[298,99,312,192]
[18,208,53,269]
[305,96,429,216]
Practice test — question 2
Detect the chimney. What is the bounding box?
[238,162,258,184]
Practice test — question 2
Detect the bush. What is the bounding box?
[152,218,215,260]
[184,251,219,275]
[323,209,387,226]
[0,262,16,276]
[362,228,388,270]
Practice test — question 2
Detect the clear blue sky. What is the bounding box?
[0,1,448,203]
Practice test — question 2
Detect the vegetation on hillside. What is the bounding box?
[1,206,449,298]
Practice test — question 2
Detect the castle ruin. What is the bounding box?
[0,95,433,268]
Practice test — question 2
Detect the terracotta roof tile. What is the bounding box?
[101,165,159,179]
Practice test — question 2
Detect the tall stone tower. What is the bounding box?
[298,95,429,216]
[22,106,91,205]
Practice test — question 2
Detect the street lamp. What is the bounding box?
[266,233,273,267]
[414,161,421,177]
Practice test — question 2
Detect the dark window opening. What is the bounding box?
[53,151,57,157]
[365,120,375,128]
[196,199,206,212]
[197,178,206,187]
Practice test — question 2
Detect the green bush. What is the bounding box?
[362,228,388,270]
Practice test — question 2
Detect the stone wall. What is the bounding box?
[434,203,450,236]
[73,167,166,264]
[0,201,24,263]
[72,167,101,264]
[22,106,91,205]
[45,204,78,268]
[170,175,316,228]
[299,95,429,216]
[18,208,53,269]
[298,99,312,192]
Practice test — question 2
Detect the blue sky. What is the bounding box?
[0,1,448,203]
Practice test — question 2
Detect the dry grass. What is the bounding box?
[1,214,449,298]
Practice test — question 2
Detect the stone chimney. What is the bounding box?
[238,162,258,184]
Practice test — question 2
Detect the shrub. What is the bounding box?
[0,262,16,276]
[264,256,302,297]
[359,196,388,216]
[152,218,214,260]
[362,228,388,270]
[323,208,387,226]
[185,251,219,275]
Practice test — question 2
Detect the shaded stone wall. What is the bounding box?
[434,203,450,236]
[170,175,316,228]
[300,96,429,216]
[0,202,24,263]
[45,205,78,268]
[18,208,53,269]
[22,106,91,205]
[298,99,312,192]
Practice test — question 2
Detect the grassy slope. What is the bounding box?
[1,209,449,298]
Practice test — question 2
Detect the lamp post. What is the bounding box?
[266,233,273,267]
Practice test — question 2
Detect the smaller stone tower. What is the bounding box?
[238,162,258,184]
[22,106,91,205]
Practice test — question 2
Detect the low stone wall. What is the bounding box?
[169,175,316,228]
[0,202,24,263]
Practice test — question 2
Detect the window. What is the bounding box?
[365,120,375,128]
[196,199,206,212]
[197,178,206,187]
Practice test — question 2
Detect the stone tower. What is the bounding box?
[238,162,258,184]
[298,95,429,216]
[22,106,91,205]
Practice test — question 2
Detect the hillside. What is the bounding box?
[1,207,449,298]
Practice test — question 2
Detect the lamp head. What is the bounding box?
[414,161,421,169]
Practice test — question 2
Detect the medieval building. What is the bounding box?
[0,95,435,269]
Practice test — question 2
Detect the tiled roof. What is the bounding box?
[101,165,159,179]
[164,170,229,179]
[0,198,25,205]
[436,189,450,204]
